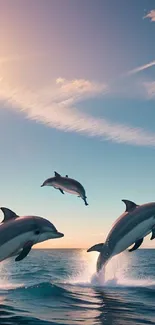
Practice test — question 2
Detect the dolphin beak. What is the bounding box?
[56,232,64,238]
[41,184,44,187]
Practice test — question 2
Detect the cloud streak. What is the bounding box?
[144,10,155,22]
[1,55,155,147]
[1,74,155,147]
[127,60,155,75]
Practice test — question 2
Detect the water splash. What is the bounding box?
[90,252,155,288]
[64,250,155,289]
[0,260,24,291]
[86,251,131,286]
[63,250,98,286]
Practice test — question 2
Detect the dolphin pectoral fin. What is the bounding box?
[87,243,104,253]
[59,188,64,194]
[54,171,61,178]
[15,242,33,262]
[122,199,138,212]
[150,227,155,240]
[0,207,19,223]
[128,238,143,252]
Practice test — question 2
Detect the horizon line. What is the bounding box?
[33,247,155,250]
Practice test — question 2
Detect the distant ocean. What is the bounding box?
[0,249,155,325]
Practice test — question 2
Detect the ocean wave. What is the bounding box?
[1,280,155,324]
[9,282,68,296]
[2,275,155,296]
[0,304,57,325]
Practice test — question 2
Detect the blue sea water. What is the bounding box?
[0,249,155,325]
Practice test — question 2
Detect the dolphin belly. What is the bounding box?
[60,187,78,195]
[0,231,36,262]
[112,217,155,256]
[53,182,79,196]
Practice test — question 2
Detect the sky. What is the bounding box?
[0,0,155,249]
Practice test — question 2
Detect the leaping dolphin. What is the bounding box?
[41,171,88,206]
[87,199,155,273]
[0,207,64,263]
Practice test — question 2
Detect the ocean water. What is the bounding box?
[0,249,155,325]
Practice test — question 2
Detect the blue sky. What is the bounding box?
[0,0,155,248]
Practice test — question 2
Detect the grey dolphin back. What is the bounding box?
[0,207,19,223]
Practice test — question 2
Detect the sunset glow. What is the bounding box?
[0,0,155,249]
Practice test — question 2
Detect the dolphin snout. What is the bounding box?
[56,231,64,238]
[41,183,44,187]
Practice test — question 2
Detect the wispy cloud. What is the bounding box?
[127,60,155,75]
[1,56,155,147]
[56,77,108,99]
[144,9,155,22]
[1,75,155,147]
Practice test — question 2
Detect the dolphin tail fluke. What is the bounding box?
[87,243,104,253]
[128,238,143,252]
[83,198,88,206]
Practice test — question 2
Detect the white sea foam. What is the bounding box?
[65,251,155,289]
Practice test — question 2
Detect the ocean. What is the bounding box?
[0,249,155,325]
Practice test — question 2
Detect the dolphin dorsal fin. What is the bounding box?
[66,175,68,178]
[54,171,61,178]
[0,207,19,223]
[122,200,138,212]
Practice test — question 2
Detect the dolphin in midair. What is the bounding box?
[0,207,64,263]
[41,171,88,206]
[87,199,155,273]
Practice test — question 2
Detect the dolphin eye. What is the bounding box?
[35,229,40,235]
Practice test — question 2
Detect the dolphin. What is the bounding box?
[0,207,64,263]
[41,171,88,206]
[87,199,155,273]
